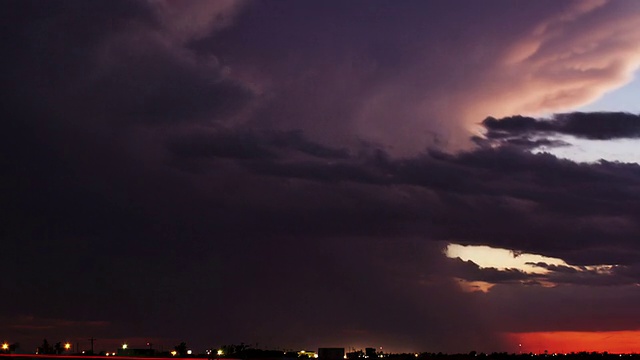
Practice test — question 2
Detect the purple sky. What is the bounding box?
[2,0,640,354]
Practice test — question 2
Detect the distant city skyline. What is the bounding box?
[3,338,640,356]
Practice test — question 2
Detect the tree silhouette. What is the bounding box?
[175,342,188,356]
[38,339,54,355]
[221,343,251,358]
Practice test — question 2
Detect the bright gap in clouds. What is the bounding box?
[532,135,640,164]
[539,69,640,164]
[445,244,569,275]
[577,69,640,114]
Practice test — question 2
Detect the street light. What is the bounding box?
[1,343,9,351]
[122,344,128,350]
[65,343,72,351]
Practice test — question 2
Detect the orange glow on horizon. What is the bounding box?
[509,331,640,354]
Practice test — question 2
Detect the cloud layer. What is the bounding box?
[483,112,640,141]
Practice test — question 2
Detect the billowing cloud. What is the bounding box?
[187,0,640,154]
[476,0,640,116]
[150,0,246,42]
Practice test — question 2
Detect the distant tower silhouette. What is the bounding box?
[88,338,96,354]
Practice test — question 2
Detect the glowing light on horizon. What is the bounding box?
[509,330,640,354]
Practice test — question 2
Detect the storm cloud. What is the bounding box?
[3,0,640,355]
[483,112,640,140]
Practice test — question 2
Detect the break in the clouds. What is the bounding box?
[479,112,640,163]
[3,0,640,355]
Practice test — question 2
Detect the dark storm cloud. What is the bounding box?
[445,259,639,289]
[472,135,570,150]
[484,283,640,333]
[482,112,640,142]
[2,0,251,337]
[447,259,531,284]
[527,262,580,274]
[164,126,640,269]
[168,129,349,160]
[3,0,252,129]
[6,126,640,350]
[82,38,253,125]
[2,0,154,116]
[187,0,640,154]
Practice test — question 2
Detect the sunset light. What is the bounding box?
[446,244,565,274]
[509,331,640,354]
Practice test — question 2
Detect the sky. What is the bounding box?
[2,0,640,355]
